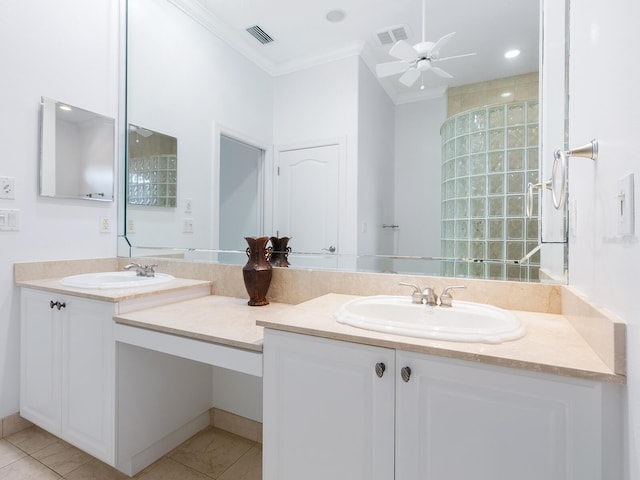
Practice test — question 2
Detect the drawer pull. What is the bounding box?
[50,300,66,310]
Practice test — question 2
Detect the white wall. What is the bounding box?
[393,95,446,272]
[0,0,120,418]
[567,1,640,478]
[127,0,273,250]
[273,57,359,256]
[356,59,396,267]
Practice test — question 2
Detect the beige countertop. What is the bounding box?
[16,277,211,303]
[18,274,624,384]
[114,295,291,352]
[257,293,625,384]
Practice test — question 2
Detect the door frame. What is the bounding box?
[213,123,273,250]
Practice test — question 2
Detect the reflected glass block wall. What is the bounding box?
[440,101,540,281]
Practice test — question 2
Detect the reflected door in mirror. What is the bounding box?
[276,144,339,268]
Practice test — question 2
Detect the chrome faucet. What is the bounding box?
[124,263,157,277]
[399,283,438,306]
[400,283,466,307]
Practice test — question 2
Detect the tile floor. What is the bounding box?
[0,425,261,479]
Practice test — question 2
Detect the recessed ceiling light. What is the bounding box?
[326,10,345,23]
[501,91,513,98]
[504,49,520,59]
[59,105,72,111]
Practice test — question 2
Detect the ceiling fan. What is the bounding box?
[376,0,475,87]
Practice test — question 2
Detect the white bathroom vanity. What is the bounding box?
[17,273,625,479]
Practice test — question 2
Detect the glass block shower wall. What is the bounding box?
[440,101,540,281]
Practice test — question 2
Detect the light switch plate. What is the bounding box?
[0,209,19,231]
[617,173,635,237]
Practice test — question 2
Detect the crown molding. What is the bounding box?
[167,0,278,75]
[167,0,447,105]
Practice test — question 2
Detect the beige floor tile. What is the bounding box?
[0,439,26,469]
[63,458,129,480]
[2,414,33,438]
[31,440,93,476]
[5,426,58,455]
[218,445,262,480]
[134,457,212,480]
[0,456,61,479]
[168,427,255,478]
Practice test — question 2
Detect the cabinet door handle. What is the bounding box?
[401,366,412,383]
[375,362,386,378]
[49,300,66,310]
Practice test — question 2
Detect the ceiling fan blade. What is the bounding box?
[389,40,418,62]
[429,32,456,57]
[431,66,453,79]
[376,60,410,78]
[437,52,477,62]
[398,68,421,87]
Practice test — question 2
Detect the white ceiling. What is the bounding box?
[178,0,539,103]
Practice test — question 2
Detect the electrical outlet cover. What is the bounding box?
[99,216,111,233]
[0,177,15,199]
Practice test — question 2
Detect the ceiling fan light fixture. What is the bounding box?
[326,10,346,23]
[504,49,520,59]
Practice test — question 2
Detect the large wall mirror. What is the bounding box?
[121,0,568,283]
[40,97,115,201]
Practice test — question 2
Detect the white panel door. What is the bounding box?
[20,289,61,435]
[276,144,340,267]
[395,351,602,480]
[61,296,115,464]
[263,330,395,480]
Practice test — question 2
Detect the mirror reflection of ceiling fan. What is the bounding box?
[376,0,476,88]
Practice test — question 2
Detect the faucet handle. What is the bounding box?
[142,264,157,277]
[399,282,424,304]
[439,285,466,307]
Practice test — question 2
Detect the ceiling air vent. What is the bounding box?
[375,24,410,46]
[246,25,274,45]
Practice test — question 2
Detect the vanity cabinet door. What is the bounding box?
[395,351,603,480]
[263,330,395,480]
[60,295,115,464]
[20,288,115,465]
[20,288,61,435]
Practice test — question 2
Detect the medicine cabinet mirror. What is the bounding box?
[39,96,115,201]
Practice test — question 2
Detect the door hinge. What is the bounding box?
[277,166,280,175]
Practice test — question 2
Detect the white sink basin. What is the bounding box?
[334,295,526,344]
[59,271,175,289]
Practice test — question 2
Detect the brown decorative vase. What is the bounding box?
[242,236,272,306]
[269,236,291,268]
